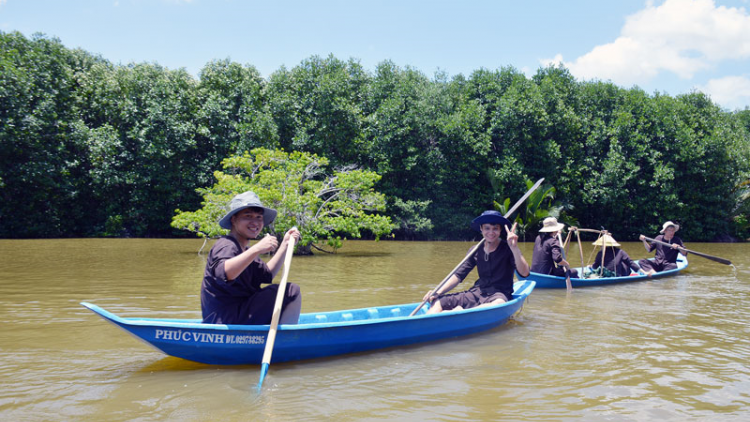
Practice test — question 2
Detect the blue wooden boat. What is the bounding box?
[518,254,688,288]
[81,280,535,365]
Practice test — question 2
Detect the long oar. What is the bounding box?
[640,235,732,265]
[257,231,297,391]
[409,177,545,316]
[556,232,573,291]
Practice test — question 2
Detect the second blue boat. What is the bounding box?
[518,254,688,288]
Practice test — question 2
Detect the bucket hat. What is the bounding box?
[539,217,565,233]
[660,221,680,233]
[470,210,511,232]
[218,191,277,230]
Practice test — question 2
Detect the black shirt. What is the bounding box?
[646,234,684,265]
[201,236,273,324]
[454,241,518,300]
[530,234,563,274]
[592,248,640,277]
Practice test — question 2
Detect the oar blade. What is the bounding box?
[689,250,732,265]
[710,256,732,265]
[257,362,270,391]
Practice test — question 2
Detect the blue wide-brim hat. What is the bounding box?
[470,210,511,232]
[218,191,277,230]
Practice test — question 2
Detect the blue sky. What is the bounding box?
[2,0,750,110]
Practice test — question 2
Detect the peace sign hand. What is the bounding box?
[505,222,519,248]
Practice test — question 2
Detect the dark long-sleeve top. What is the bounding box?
[645,234,684,265]
[530,234,563,275]
[591,247,640,277]
[453,241,518,300]
[201,235,273,324]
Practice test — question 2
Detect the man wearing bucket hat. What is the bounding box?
[637,221,685,276]
[201,191,302,325]
[530,217,578,278]
[589,234,641,277]
[424,210,530,314]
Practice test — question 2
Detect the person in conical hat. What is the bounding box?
[424,210,530,314]
[201,191,302,325]
[530,217,578,278]
[590,234,640,277]
[637,221,685,276]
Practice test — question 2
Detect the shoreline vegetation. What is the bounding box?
[2,31,750,243]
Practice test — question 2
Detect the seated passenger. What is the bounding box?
[424,210,530,314]
[590,234,640,277]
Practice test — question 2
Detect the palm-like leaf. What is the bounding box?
[494,179,576,241]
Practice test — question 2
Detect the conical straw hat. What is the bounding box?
[592,234,620,247]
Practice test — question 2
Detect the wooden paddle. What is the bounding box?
[257,230,298,391]
[409,177,545,316]
[556,232,573,291]
[640,235,732,265]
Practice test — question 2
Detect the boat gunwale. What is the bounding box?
[522,254,688,287]
[81,280,535,331]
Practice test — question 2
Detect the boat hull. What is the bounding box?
[82,280,535,365]
[518,254,687,288]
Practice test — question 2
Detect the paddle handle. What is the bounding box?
[409,239,485,316]
[641,235,731,265]
[571,228,607,234]
[258,230,297,388]
[506,178,545,218]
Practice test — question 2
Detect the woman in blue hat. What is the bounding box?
[201,191,302,325]
[424,210,530,314]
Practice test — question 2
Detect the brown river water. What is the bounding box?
[0,238,748,421]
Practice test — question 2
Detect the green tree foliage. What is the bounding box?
[0,32,95,236]
[494,179,578,241]
[74,61,202,236]
[196,59,279,160]
[171,148,393,254]
[364,62,447,235]
[2,30,750,241]
[733,109,750,240]
[266,55,369,167]
[390,198,434,240]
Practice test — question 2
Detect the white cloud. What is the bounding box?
[698,75,750,109]
[545,0,750,86]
